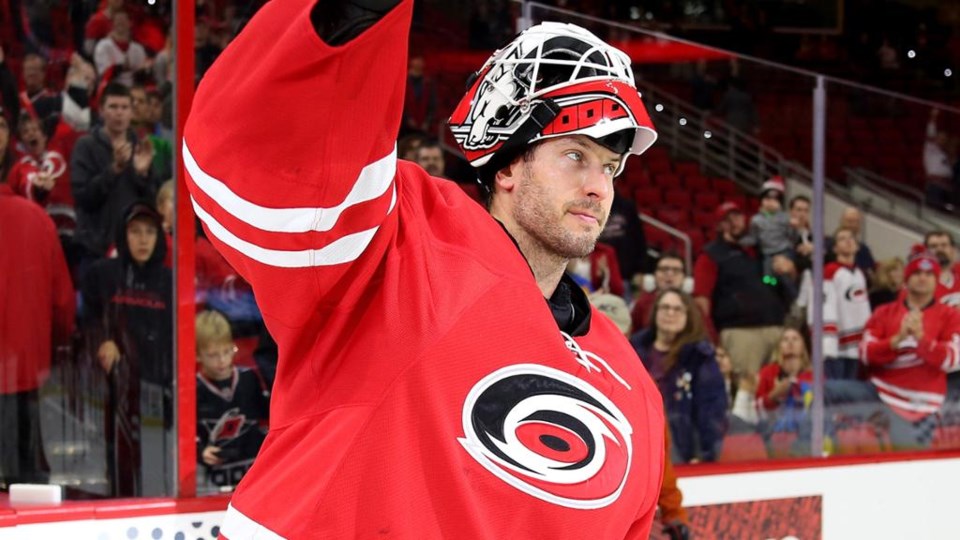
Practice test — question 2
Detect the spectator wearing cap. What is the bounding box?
[694,201,787,377]
[826,250,960,450]
[0,164,75,488]
[79,202,172,496]
[71,83,157,272]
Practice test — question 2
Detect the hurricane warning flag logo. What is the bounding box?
[458,363,633,509]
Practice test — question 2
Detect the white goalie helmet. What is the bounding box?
[448,21,658,181]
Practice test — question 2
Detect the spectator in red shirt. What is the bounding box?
[0,169,75,487]
[8,114,74,235]
[756,327,813,455]
[826,251,960,450]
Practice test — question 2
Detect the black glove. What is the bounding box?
[662,520,691,540]
[311,0,403,46]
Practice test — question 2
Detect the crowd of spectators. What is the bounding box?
[0,0,274,497]
[2,0,960,509]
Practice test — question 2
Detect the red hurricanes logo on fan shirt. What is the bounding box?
[458,335,633,509]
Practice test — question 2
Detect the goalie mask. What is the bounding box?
[448,21,658,183]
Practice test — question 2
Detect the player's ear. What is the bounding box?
[494,153,526,194]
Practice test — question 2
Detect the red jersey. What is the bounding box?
[860,301,960,421]
[184,1,664,538]
[7,146,75,236]
[0,184,75,393]
[937,262,960,308]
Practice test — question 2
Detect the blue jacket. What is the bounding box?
[630,329,728,463]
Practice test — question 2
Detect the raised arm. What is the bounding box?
[183,0,410,325]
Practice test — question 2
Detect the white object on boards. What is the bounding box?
[8,483,63,505]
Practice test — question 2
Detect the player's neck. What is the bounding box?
[518,239,567,298]
[836,254,854,266]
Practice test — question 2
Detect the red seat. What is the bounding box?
[713,178,739,196]
[684,175,711,192]
[693,191,720,211]
[718,433,768,462]
[643,223,672,250]
[767,432,798,458]
[685,227,705,254]
[663,189,692,208]
[692,210,715,230]
[653,173,682,188]
[634,186,662,207]
[655,206,689,228]
[646,160,673,175]
[674,162,701,177]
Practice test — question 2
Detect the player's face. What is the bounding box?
[907,270,937,297]
[926,234,955,266]
[511,135,618,259]
[199,341,236,381]
[126,217,158,265]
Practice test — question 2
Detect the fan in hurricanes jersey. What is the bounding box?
[183,0,664,538]
[924,230,960,308]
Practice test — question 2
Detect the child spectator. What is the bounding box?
[747,176,794,276]
[196,310,269,490]
[80,202,171,496]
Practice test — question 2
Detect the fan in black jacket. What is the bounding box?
[80,201,172,497]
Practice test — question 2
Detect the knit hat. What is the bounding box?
[715,201,742,222]
[904,246,941,282]
[761,176,786,194]
[590,293,631,335]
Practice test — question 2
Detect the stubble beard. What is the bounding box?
[512,170,605,260]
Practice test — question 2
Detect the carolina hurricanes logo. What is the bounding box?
[844,286,867,301]
[459,361,633,509]
[25,150,67,185]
